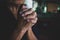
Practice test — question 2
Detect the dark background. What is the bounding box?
[34,0,60,40]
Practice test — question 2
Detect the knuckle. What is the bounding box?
[31,18,37,24]
[33,12,37,17]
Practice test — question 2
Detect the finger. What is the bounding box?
[19,5,28,14]
[26,12,37,19]
[22,9,34,16]
[19,8,28,14]
[25,17,38,28]
[30,17,38,24]
[23,12,37,20]
[27,17,38,26]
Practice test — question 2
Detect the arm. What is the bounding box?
[27,28,38,40]
[11,24,27,40]
[11,21,34,40]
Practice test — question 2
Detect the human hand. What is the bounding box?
[19,5,38,28]
[15,5,38,40]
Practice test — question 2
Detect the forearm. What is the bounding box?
[14,28,27,40]
[11,22,33,40]
[12,27,28,40]
[11,23,27,40]
[27,28,38,40]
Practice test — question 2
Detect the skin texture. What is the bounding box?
[8,0,38,40]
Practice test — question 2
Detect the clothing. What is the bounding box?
[0,6,40,40]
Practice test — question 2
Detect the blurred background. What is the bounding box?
[32,0,60,40]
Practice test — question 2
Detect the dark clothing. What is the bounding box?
[0,7,18,40]
[0,6,40,40]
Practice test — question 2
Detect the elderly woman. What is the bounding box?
[0,0,38,40]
